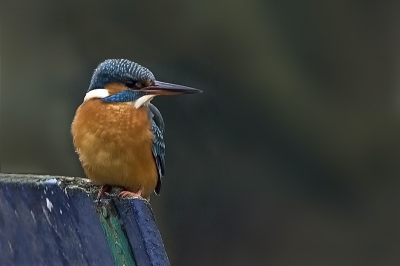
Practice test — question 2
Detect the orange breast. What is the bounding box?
[71,99,158,199]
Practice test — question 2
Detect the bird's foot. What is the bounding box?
[96,184,112,202]
[119,188,143,199]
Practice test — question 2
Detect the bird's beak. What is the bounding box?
[140,81,202,95]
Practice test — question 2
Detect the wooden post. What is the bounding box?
[0,174,170,266]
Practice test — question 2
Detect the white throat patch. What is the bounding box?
[134,95,156,109]
[84,89,110,102]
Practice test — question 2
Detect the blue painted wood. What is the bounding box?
[0,174,114,266]
[0,174,170,266]
[115,198,170,266]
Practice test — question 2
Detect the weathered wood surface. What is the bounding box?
[0,174,170,266]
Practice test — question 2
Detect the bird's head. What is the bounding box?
[84,59,201,108]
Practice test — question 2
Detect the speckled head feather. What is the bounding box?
[88,59,155,92]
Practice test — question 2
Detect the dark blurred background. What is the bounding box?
[2,1,400,265]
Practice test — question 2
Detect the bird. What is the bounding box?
[71,59,201,201]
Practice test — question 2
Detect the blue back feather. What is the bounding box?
[148,103,165,195]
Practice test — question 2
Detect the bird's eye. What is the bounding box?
[125,80,138,89]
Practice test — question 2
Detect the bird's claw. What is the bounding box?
[96,184,112,202]
[119,188,143,199]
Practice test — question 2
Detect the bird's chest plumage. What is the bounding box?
[71,99,158,198]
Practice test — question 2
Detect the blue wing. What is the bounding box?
[148,103,165,195]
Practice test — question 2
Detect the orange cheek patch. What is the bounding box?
[105,83,127,95]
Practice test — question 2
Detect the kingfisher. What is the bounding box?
[71,59,201,201]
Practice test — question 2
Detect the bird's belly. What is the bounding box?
[71,100,158,199]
